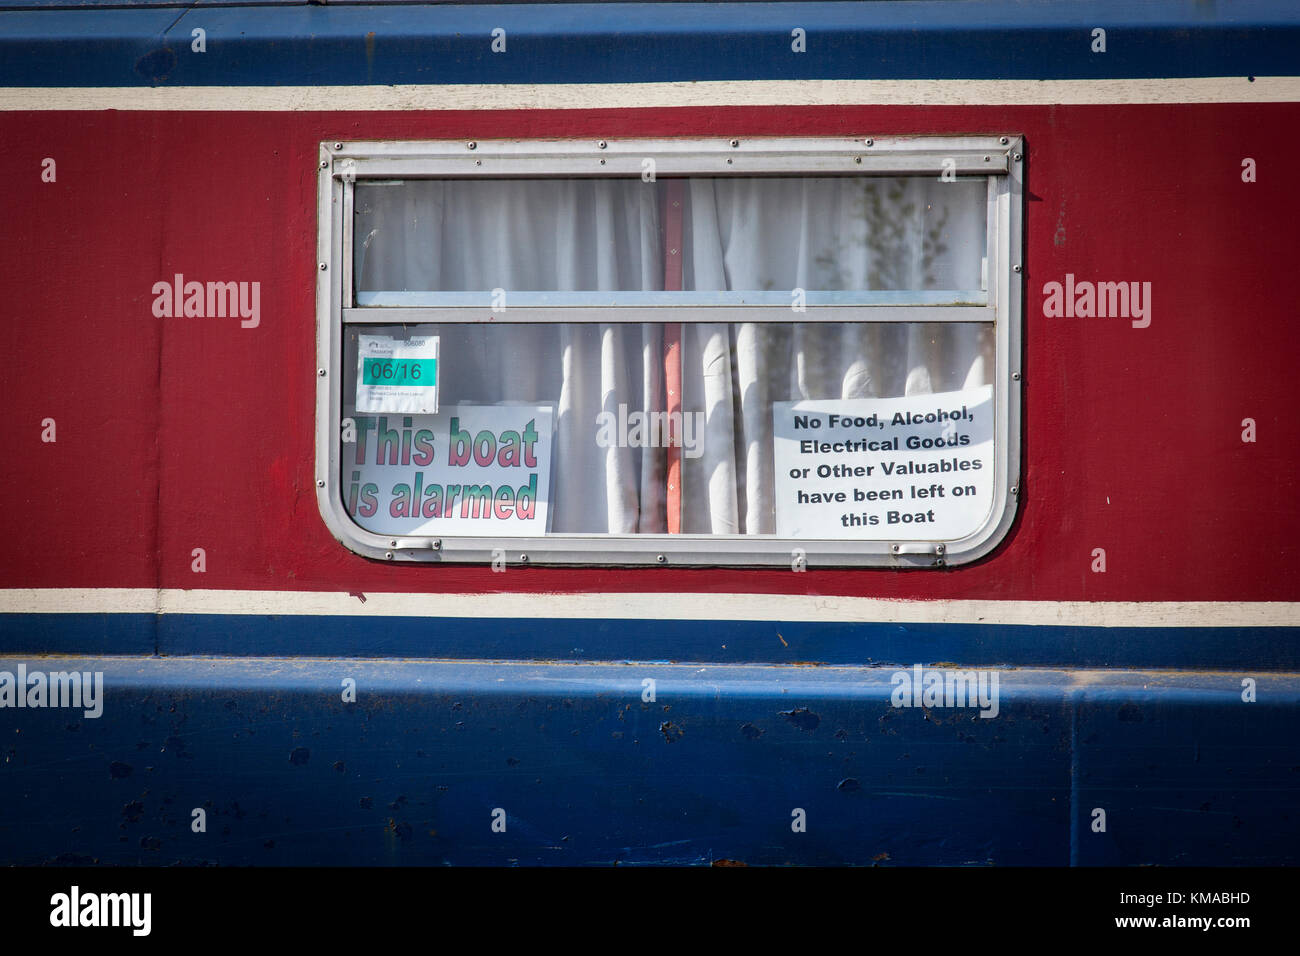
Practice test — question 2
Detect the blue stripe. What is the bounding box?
[0,2,1297,87]
[1,612,157,657]
[3,611,1298,669]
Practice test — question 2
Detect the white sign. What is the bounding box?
[356,334,439,414]
[345,403,553,537]
[773,385,994,540]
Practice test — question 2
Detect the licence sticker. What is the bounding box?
[356,334,439,414]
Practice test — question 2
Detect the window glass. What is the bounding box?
[353,176,986,301]
[682,177,986,293]
[342,321,994,537]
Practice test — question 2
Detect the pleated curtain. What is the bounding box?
[353,176,991,535]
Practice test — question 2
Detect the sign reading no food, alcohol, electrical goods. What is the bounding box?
[773,385,995,540]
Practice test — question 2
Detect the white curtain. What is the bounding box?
[680,177,992,533]
[353,177,991,535]
[356,180,665,533]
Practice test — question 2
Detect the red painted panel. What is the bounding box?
[0,104,1296,601]
[0,113,165,588]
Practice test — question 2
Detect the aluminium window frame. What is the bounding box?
[315,135,1023,568]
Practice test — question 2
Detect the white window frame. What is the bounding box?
[315,135,1023,568]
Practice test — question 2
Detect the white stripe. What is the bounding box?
[0,588,1296,628]
[0,78,1295,112]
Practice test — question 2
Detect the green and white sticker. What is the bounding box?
[356,334,439,414]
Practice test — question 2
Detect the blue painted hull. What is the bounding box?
[3,654,1295,865]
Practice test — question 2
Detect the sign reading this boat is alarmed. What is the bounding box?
[346,403,555,537]
[357,334,439,414]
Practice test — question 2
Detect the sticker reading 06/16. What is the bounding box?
[357,334,439,415]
